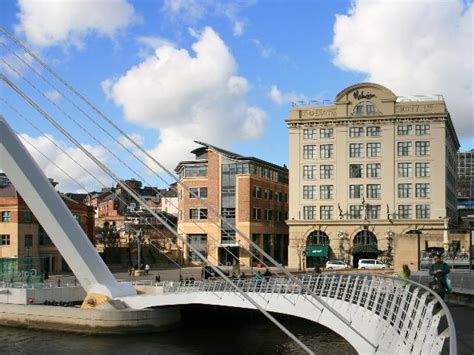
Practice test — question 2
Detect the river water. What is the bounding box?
[0,305,356,354]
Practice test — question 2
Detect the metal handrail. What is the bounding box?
[157,274,456,354]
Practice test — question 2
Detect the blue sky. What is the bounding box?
[1,0,472,191]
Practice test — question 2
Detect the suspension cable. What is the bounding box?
[0,75,315,354]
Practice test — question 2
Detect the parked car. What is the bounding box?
[358,259,388,270]
[325,260,350,270]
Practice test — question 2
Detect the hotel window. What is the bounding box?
[1,211,11,222]
[253,186,262,198]
[320,128,333,139]
[189,208,208,220]
[303,129,317,140]
[349,205,363,219]
[264,210,273,221]
[354,103,365,115]
[349,185,364,199]
[189,187,208,198]
[366,103,376,115]
[366,205,381,219]
[0,234,10,246]
[320,206,333,220]
[349,164,364,178]
[303,206,316,220]
[397,125,412,136]
[398,162,412,177]
[349,127,364,137]
[415,141,430,156]
[198,209,208,220]
[222,208,235,218]
[320,165,334,179]
[264,189,270,199]
[398,142,412,156]
[415,183,431,198]
[367,143,381,157]
[415,162,430,177]
[416,205,431,219]
[415,124,430,135]
[366,163,381,178]
[398,205,412,219]
[303,185,317,200]
[252,208,262,220]
[320,185,334,200]
[23,211,33,223]
[367,126,381,137]
[24,234,33,247]
[303,165,317,179]
[398,183,412,198]
[349,143,364,158]
[303,145,316,159]
[367,184,381,199]
[320,144,334,159]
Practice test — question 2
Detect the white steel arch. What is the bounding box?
[0,116,136,298]
[121,275,457,355]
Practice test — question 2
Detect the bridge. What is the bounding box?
[0,26,457,354]
[121,274,455,354]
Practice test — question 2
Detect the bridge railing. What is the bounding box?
[158,274,456,354]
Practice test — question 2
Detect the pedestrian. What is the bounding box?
[128,266,132,276]
[429,253,451,299]
[131,267,135,277]
[263,268,272,280]
[398,264,411,280]
[155,274,161,282]
[312,265,322,275]
[240,272,246,279]
[145,264,150,275]
[255,271,263,286]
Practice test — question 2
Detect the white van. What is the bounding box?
[358,259,388,270]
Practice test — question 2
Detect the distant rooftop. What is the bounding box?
[191,141,288,172]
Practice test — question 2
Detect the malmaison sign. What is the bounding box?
[300,108,337,118]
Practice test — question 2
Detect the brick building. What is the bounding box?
[0,181,95,273]
[175,141,289,267]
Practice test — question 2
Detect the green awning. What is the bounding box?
[352,244,379,254]
[306,245,329,258]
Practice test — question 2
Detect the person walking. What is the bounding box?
[145,264,150,275]
[429,253,450,299]
[263,268,272,280]
[255,271,263,287]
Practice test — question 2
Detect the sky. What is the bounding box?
[0,0,473,192]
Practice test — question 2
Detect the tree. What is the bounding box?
[290,237,306,271]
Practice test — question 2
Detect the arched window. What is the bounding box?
[307,230,329,245]
[353,230,377,245]
[353,101,377,116]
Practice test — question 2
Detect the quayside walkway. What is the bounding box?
[122,274,456,354]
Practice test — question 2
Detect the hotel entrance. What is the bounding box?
[352,230,379,268]
[305,231,330,268]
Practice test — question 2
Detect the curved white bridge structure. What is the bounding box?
[121,274,456,354]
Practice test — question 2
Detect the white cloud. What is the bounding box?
[162,0,252,36]
[232,20,245,37]
[45,89,61,103]
[331,0,474,140]
[15,0,136,48]
[268,85,305,105]
[252,39,272,58]
[104,26,267,170]
[19,134,112,193]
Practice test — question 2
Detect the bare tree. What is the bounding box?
[290,237,306,271]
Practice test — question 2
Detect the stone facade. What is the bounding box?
[286,82,462,271]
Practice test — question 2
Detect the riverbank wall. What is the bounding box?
[0,303,181,334]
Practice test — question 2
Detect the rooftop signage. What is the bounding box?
[353,90,376,100]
